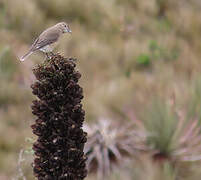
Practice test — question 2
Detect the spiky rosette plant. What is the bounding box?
[143,100,201,163]
[84,118,147,179]
[31,53,87,180]
[170,112,201,162]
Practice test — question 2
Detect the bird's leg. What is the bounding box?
[69,57,77,62]
[45,53,50,59]
[49,52,55,57]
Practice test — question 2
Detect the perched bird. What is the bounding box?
[20,22,72,61]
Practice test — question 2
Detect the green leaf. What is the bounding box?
[136,54,151,66]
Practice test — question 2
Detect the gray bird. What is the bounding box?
[20,22,72,61]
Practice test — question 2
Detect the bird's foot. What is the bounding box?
[49,52,55,56]
[69,57,77,62]
[45,53,50,59]
[45,52,55,60]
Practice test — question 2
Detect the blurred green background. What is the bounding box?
[1,0,201,179]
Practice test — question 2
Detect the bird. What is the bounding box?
[20,22,72,61]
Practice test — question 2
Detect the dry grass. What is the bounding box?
[1,0,201,179]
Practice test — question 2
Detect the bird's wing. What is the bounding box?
[31,31,60,51]
[30,38,39,51]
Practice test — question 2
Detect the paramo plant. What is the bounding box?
[84,118,147,179]
[143,100,201,163]
[31,54,87,180]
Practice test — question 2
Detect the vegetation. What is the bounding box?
[1,0,201,179]
[31,54,87,179]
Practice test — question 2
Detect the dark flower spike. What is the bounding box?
[31,53,87,180]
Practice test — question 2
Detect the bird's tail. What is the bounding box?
[20,50,33,61]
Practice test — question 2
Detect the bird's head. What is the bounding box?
[57,22,72,34]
